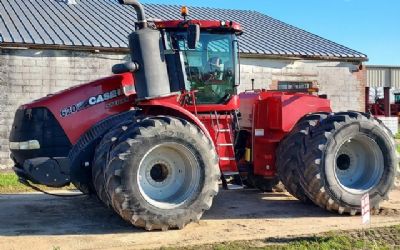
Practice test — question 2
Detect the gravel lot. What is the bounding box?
[0,187,399,250]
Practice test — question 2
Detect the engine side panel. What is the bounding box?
[22,73,136,145]
[239,91,332,177]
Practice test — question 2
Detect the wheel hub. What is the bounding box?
[334,135,384,194]
[336,154,351,171]
[137,142,201,209]
[150,163,169,183]
[145,160,172,186]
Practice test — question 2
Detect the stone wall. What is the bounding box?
[0,48,365,169]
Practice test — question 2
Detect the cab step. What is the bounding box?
[221,171,244,190]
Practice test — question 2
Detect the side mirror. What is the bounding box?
[112,62,139,74]
[187,24,200,50]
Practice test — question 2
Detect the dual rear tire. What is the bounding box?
[92,116,219,230]
[277,111,397,214]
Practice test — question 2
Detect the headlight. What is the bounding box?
[9,140,40,150]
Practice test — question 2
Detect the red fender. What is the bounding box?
[139,95,213,141]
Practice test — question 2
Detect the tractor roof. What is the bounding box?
[155,20,242,34]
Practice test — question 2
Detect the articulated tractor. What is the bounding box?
[9,0,397,230]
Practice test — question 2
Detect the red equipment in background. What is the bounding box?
[366,86,400,117]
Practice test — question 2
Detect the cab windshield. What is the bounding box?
[167,31,238,104]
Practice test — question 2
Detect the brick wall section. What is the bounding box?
[0,49,127,169]
[0,50,8,168]
[0,49,365,169]
[240,58,365,112]
[353,65,367,111]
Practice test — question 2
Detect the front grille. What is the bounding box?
[9,107,72,166]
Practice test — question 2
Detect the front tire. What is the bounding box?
[104,116,220,230]
[92,119,137,206]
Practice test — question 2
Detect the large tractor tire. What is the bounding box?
[92,119,137,206]
[103,116,220,230]
[277,113,329,203]
[71,111,138,196]
[283,111,397,215]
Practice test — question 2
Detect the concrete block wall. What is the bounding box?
[239,58,365,112]
[0,49,127,168]
[0,49,366,169]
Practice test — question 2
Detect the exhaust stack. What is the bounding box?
[118,0,171,100]
[118,0,147,29]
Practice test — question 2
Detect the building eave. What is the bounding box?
[366,65,400,69]
[1,42,368,63]
[0,43,130,53]
[240,53,368,63]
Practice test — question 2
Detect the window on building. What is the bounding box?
[278,81,312,92]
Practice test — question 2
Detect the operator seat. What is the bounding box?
[205,57,224,82]
[208,57,223,72]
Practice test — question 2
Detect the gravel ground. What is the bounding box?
[0,187,399,250]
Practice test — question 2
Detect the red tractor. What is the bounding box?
[9,0,397,231]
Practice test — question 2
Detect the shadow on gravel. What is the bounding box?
[265,235,325,244]
[0,193,137,236]
[0,188,335,236]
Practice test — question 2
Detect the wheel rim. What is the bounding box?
[137,142,201,209]
[334,134,384,194]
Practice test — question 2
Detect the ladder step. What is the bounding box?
[217,129,230,133]
[217,143,234,147]
[222,171,240,176]
[226,184,244,190]
[219,157,236,161]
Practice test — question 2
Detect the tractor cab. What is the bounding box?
[113,6,243,108]
[155,18,242,105]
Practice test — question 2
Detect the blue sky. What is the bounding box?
[141,0,399,65]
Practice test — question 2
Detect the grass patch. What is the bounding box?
[162,225,400,250]
[0,172,75,193]
[395,132,400,140]
[276,233,385,250]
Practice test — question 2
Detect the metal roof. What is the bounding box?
[0,0,367,61]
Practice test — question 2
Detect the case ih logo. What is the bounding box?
[60,89,123,117]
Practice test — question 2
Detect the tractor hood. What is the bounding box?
[21,73,136,109]
[19,73,136,144]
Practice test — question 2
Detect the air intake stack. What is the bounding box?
[118,0,171,100]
